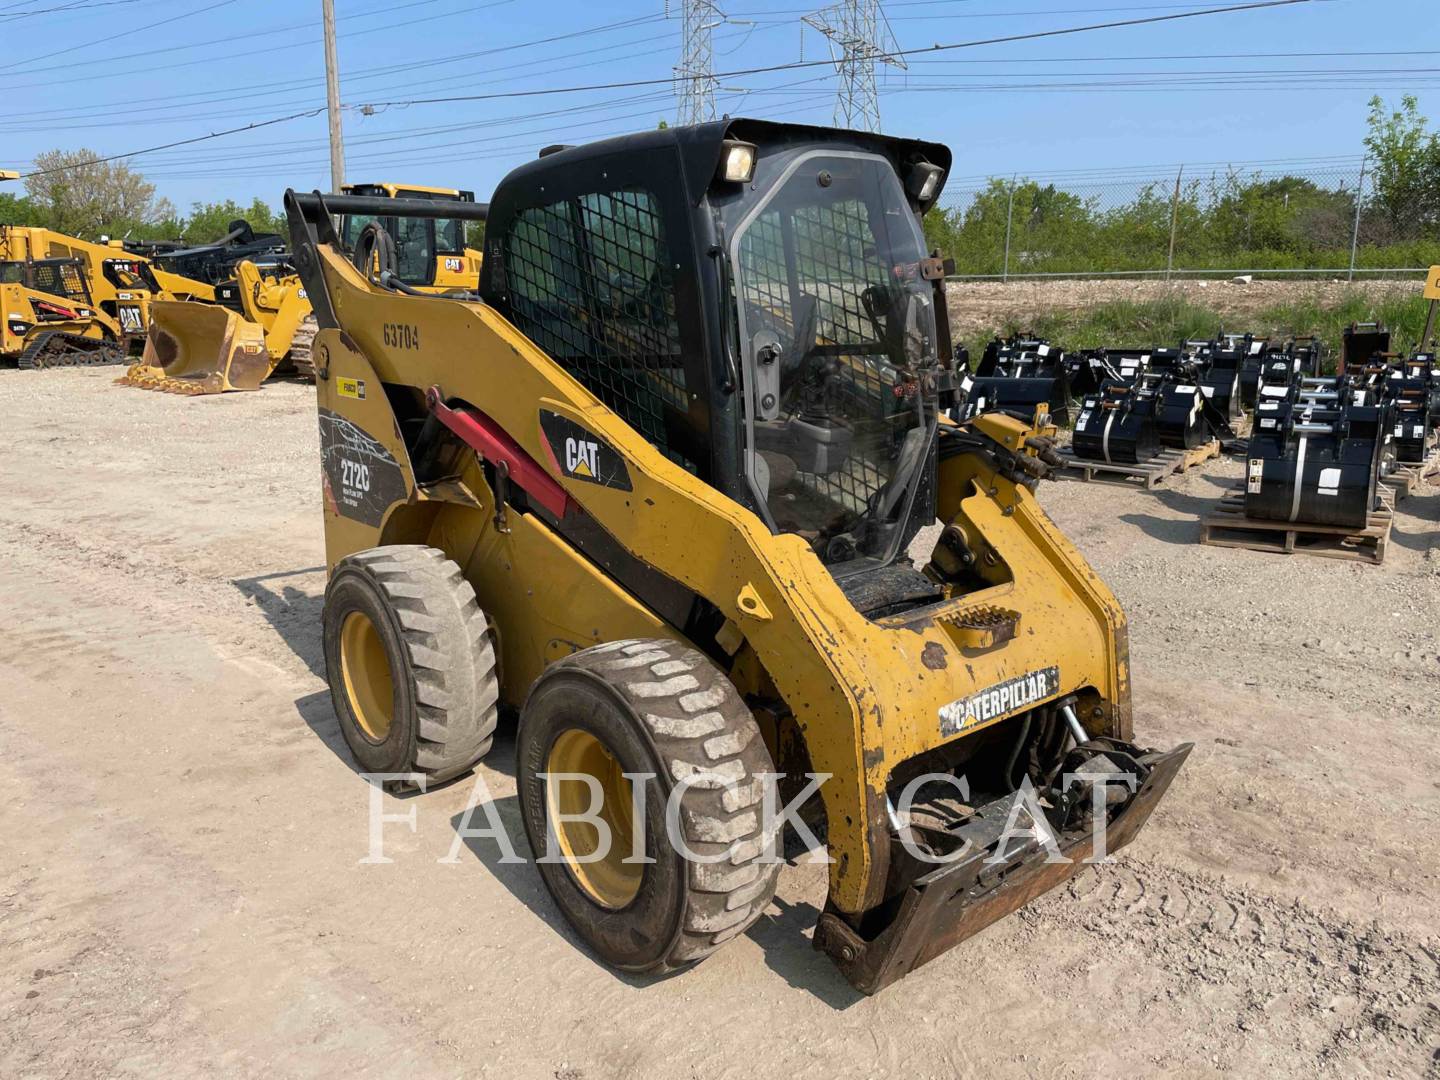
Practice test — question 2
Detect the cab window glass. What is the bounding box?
[393,216,434,284]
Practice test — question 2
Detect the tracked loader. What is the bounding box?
[119,258,314,394]
[1,256,125,367]
[0,224,196,350]
[286,119,1190,994]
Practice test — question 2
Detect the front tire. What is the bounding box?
[323,545,498,787]
[517,639,780,974]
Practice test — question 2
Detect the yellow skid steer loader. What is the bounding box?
[0,225,214,350]
[118,259,313,394]
[2,256,125,367]
[285,119,1190,994]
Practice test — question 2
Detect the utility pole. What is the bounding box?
[803,0,905,133]
[323,0,346,192]
[672,0,724,127]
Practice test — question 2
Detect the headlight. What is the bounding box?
[906,162,945,206]
[718,140,757,184]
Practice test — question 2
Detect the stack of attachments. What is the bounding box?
[1384,354,1438,463]
[1072,378,1162,464]
[1340,321,1391,374]
[952,335,1071,425]
[1245,376,1393,529]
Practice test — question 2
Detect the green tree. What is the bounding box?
[23,149,173,239]
[0,190,44,226]
[1202,173,1353,255]
[1363,95,1440,235]
[177,198,285,244]
[1007,182,1097,269]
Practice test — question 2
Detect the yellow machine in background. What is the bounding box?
[217,259,317,377]
[119,259,312,394]
[0,225,217,353]
[285,120,1190,994]
[113,181,475,395]
[338,181,482,291]
[2,255,125,367]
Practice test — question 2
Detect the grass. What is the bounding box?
[982,291,1435,362]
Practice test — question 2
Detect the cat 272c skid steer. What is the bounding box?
[285,119,1190,995]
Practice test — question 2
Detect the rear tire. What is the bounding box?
[323,545,498,787]
[517,639,780,974]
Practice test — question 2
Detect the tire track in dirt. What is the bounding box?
[0,517,324,688]
[1030,858,1440,1075]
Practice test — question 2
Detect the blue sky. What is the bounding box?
[0,0,1435,216]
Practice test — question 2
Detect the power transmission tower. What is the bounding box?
[671,0,725,127]
[803,0,905,133]
[322,0,346,191]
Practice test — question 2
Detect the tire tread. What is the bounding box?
[550,638,780,972]
[329,544,498,785]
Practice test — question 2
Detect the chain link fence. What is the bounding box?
[930,158,1440,281]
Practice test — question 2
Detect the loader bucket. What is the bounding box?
[815,740,1193,993]
[118,300,275,394]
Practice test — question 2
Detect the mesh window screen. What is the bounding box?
[505,189,688,461]
[738,200,898,518]
[30,262,88,303]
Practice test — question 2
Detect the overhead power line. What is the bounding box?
[0,9,653,92]
[0,0,521,80]
[804,0,907,132]
[350,0,1316,110]
[12,0,1314,179]
[673,0,724,125]
[18,108,328,179]
[0,0,142,21]
[0,0,237,72]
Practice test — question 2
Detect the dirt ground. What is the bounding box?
[2,368,1438,1079]
[944,277,1422,341]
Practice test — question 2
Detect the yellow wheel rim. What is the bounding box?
[545,728,643,909]
[339,611,395,742]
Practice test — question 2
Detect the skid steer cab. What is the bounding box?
[285,118,1190,994]
[337,181,483,292]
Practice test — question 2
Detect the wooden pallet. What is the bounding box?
[1385,447,1439,501]
[1199,486,1394,565]
[1053,439,1220,490]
